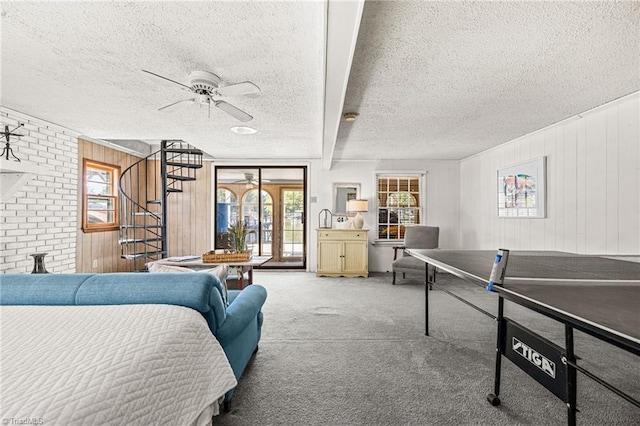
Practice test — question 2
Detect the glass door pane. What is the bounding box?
[215,166,306,269]
[241,188,272,256]
[216,168,259,250]
[282,189,304,258]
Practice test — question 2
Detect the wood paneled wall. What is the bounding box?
[77,139,212,272]
[166,162,212,258]
[76,139,143,272]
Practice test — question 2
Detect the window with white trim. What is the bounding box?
[375,173,425,241]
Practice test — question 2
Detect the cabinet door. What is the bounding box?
[343,241,367,274]
[317,240,343,273]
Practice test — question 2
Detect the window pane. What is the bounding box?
[87,181,110,195]
[88,197,114,210]
[87,209,115,224]
[378,225,388,239]
[87,169,112,183]
[216,189,239,226]
[378,208,388,224]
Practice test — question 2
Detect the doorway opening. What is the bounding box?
[215,166,306,269]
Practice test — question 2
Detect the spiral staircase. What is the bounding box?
[119,140,203,271]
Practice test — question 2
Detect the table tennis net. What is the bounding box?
[500,254,640,282]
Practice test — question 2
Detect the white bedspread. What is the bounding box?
[0,304,237,426]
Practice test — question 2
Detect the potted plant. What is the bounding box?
[228,220,255,253]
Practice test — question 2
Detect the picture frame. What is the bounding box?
[497,157,546,218]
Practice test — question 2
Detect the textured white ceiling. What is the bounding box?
[2,1,639,165]
[338,0,640,160]
[1,1,326,159]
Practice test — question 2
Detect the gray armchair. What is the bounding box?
[392,226,439,286]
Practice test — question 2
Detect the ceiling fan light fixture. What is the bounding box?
[231,126,257,135]
[343,112,359,122]
[142,69,258,122]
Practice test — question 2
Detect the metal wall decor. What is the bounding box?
[1,123,25,162]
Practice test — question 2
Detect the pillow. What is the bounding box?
[204,264,229,306]
[147,262,229,306]
[147,263,193,273]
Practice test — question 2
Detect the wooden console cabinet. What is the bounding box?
[316,229,368,278]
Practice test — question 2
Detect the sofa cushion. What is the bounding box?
[148,262,229,306]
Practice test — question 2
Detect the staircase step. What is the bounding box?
[147,200,161,204]
[119,237,163,244]
[120,224,162,229]
[166,161,203,169]
[121,251,166,260]
[167,174,197,181]
[167,188,183,193]
[121,254,146,260]
[164,148,203,155]
[133,211,162,216]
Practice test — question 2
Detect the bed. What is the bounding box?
[0,304,237,426]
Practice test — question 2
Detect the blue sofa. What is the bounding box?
[0,272,267,408]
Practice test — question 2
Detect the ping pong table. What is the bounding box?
[406,249,640,426]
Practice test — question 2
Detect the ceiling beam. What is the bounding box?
[322,0,365,170]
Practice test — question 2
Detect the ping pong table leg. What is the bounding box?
[487,297,505,406]
[425,264,429,336]
[565,325,578,426]
[424,263,438,336]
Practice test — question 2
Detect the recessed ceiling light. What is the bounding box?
[343,112,358,122]
[230,126,257,135]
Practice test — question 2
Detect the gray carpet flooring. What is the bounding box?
[218,272,639,425]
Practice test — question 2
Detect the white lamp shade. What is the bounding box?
[347,199,367,229]
[347,199,368,212]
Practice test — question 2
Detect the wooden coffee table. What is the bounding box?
[154,255,272,289]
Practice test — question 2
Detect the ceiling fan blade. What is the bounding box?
[214,101,253,122]
[142,69,193,91]
[158,98,196,111]
[217,81,260,97]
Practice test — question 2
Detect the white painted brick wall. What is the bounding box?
[1,108,79,273]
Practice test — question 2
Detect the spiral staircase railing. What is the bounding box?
[118,140,203,271]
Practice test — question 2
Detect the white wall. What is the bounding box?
[309,159,460,272]
[0,108,79,273]
[459,93,640,254]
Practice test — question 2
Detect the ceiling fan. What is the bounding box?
[234,173,269,188]
[143,69,260,122]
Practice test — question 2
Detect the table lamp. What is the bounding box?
[347,199,368,229]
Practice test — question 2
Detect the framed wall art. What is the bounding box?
[497,157,546,218]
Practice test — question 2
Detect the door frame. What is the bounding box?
[213,165,307,270]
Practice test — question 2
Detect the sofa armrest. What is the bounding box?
[215,284,267,345]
